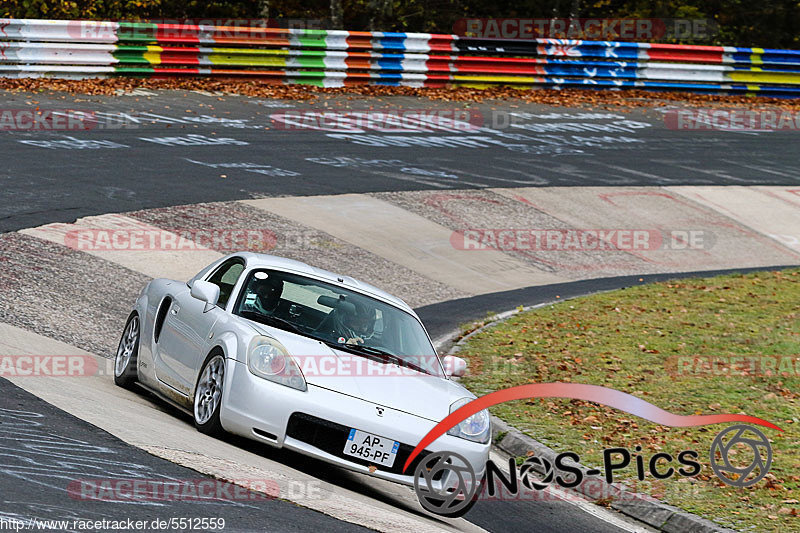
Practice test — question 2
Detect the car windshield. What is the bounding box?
[233,269,442,375]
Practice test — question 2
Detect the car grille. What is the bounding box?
[285,412,433,476]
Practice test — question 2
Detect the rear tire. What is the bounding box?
[114,313,140,389]
[194,351,226,437]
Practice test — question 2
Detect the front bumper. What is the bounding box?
[220,358,489,486]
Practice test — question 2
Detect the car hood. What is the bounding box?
[247,322,469,422]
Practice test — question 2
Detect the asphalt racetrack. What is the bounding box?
[1,91,798,232]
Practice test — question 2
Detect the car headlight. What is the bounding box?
[247,336,307,392]
[447,397,491,443]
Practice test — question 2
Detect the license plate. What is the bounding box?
[343,429,399,468]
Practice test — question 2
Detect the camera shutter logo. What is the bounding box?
[709,425,772,488]
[413,451,479,517]
[519,456,555,490]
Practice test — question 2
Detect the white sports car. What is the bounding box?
[115,252,490,488]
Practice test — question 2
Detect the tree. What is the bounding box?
[330,0,343,28]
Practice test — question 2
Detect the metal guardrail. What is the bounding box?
[2,18,799,96]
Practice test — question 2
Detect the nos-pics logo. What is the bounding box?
[404,384,781,518]
[413,424,773,518]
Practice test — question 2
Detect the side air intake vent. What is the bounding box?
[154,297,172,343]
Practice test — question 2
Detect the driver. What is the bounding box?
[250,276,284,315]
[335,301,375,345]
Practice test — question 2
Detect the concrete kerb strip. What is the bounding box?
[439,299,737,533]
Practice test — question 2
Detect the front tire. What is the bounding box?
[114,313,140,389]
[194,352,226,437]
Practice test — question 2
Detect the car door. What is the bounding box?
[154,257,245,395]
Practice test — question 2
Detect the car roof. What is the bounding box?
[233,252,417,317]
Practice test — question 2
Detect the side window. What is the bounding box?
[206,258,245,308]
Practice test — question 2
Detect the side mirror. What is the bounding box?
[443,355,467,378]
[190,280,220,312]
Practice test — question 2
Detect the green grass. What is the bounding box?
[458,269,799,531]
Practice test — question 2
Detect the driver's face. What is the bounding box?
[257,283,280,300]
[349,312,371,333]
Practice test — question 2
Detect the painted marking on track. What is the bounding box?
[668,186,800,259]
[719,159,797,179]
[186,159,300,177]
[139,134,248,147]
[17,137,128,150]
[672,164,750,183]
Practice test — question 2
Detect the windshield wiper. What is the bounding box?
[344,344,393,357]
[240,311,303,335]
[340,343,429,375]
